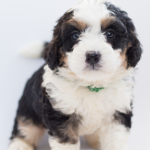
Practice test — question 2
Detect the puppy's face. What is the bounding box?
[44,0,142,82]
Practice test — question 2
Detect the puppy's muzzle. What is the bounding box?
[86,51,100,65]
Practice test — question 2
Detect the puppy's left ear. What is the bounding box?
[107,3,142,68]
[124,14,142,68]
[106,3,142,68]
[126,34,142,68]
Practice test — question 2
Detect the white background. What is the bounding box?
[0,0,150,150]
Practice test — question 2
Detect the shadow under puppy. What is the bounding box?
[8,0,142,150]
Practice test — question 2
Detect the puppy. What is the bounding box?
[8,0,142,150]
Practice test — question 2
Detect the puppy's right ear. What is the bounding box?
[43,37,62,70]
[43,11,73,70]
[43,26,63,70]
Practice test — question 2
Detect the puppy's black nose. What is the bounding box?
[86,51,100,65]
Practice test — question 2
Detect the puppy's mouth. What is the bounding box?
[84,63,101,71]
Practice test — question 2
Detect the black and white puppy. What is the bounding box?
[8,0,142,150]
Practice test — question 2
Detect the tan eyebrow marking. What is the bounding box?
[66,19,88,31]
[101,16,116,30]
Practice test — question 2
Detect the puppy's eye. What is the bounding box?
[105,31,115,39]
[71,32,80,41]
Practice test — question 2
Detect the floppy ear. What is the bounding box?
[43,11,73,70]
[117,9,142,68]
[43,22,63,70]
[106,3,142,68]
[126,35,142,68]
[120,10,142,68]
[43,36,62,70]
[118,9,142,68]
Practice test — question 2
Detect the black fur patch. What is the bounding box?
[42,88,82,144]
[43,11,74,70]
[10,65,45,139]
[11,64,81,145]
[102,19,128,50]
[105,3,142,68]
[114,111,133,128]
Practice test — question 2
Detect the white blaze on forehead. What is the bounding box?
[70,0,111,28]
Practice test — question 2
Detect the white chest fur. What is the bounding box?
[42,65,134,135]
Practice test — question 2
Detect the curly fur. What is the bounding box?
[8,1,142,150]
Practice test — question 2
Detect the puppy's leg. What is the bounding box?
[99,112,132,150]
[8,66,46,150]
[42,89,81,150]
[8,118,45,150]
[49,137,80,150]
[84,129,100,150]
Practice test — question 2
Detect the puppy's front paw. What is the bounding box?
[8,138,34,150]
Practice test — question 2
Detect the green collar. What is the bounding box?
[87,86,105,92]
